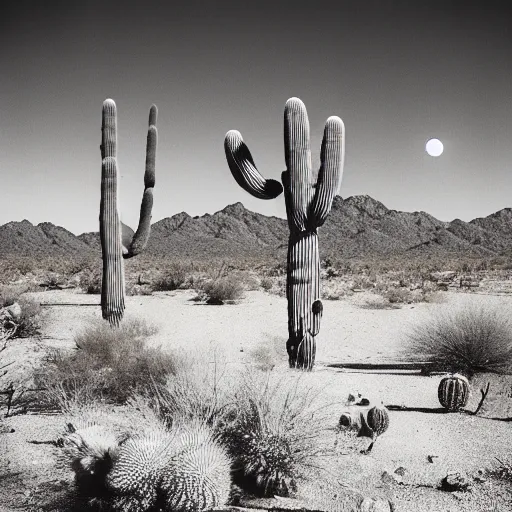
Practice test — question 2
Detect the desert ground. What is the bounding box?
[1,285,512,511]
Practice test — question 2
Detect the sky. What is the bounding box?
[1,0,511,235]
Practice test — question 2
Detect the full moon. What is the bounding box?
[426,138,444,157]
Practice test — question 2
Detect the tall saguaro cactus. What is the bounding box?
[100,99,158,326]
[225,98,344,370]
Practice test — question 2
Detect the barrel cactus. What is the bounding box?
[225,404,298,497]
[100,99,158,326]
[107,422,231,512]
[225,98,345,370]
[337,403,389,455]
[366,405,390,438]
[59,417,231,512]
[438,373,470,411]
[159,424,233,512]
[57,421,121,501]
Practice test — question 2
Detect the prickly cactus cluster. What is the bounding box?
[225,97,345,370]
[237,429,296,497]
[438,373,470,411]
[59,419,231,512]
[222,400,299,497]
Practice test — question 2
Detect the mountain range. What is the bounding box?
[1,195,512,261]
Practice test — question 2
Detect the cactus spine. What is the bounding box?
[225,98,344,370]
[100,99,158,326]
[438,374,470,411]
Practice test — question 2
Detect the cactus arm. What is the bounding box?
[126,188,154,257]
[311,116,345,227]
[309,299,323,337]
[284,97,313,232]
[100,157,125,326]
[225,130,283,200]
[101,99,117,159]
[125,106,158,258]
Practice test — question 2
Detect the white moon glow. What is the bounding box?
[426,138,444,157]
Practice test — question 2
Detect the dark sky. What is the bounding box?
[1,1,511,234]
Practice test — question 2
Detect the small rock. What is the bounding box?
[380,471,396,486]
[440,472,471,492]
[427,455,438,463]
[5,302,22,320]
[360,497,393,512]
[473,468,487,483]
[394,467,406,476]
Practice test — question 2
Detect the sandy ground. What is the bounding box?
[1,289,512,511]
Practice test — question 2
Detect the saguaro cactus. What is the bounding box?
[225,98,344,370]
[100,99,157,326]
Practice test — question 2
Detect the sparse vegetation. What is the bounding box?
[0,284,42,338]
[492,457,512,483]
[260,277,273,292]
[35,318,175,408]
[404,305,512,377]
[196,276,245,304]
[151,263,192,291]
[78,269,102,294]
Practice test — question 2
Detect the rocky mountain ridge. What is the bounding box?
[1,195,511,260]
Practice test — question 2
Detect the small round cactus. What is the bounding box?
[438,373,470,411]
[160,424,232,512]
[366,405,390,437]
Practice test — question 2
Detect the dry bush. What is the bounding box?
[358,294,400,310]
[260,277,273,292]
[0,284,42,338]
[221,372,336,497]
[404,305,512,377]
[196,276,245,304]
[79,269,102,294]
[248,336,287,371]
[151,264,193,291]
[126,283,153,296]
[35,318,175,409]
[235,271,260,291]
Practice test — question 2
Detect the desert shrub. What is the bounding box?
[79,269,102,294]
[197,276,245,304]
[39,271,65,289]
[260,277,273,292]
[404,305,512,377]
[221,372,335,497]
[237,272,260,291]
[0,285,42,338]
[35,318,175,408]
[151,264,192,291]
[126,283,153,296]
[359,294,400,310]
[383,287,415,304]
[248,336,287,371]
